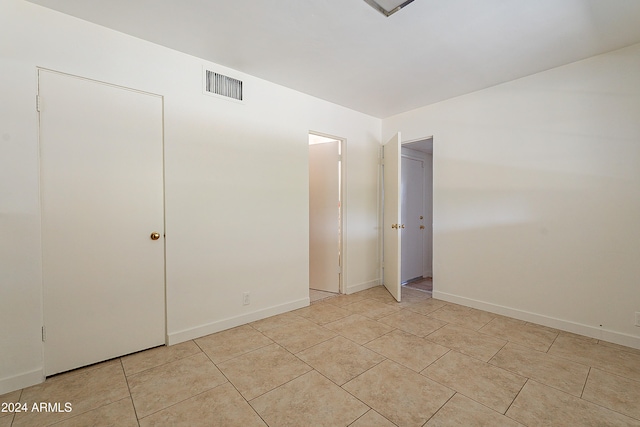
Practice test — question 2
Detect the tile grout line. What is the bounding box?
[503,376,529,416]
[580,366,591,399]
[422,391,457,426]
[120,357,143,426]
[121,341,203,378]
[196,340,272,426]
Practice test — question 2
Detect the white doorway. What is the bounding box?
[401,138,433,289]
[401,155,424,283]
[309,133,344,299]
[39,69,166,375]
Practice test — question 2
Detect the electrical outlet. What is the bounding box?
[635,311,640,327]
[243,292,250,306]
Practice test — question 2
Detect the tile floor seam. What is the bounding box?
[204,365,269,425]
[332,380,379,421]
[223,335,313,395]
[245,369,326,404]
[548,343,640,381]
[419,348,452,373]
[49,396,138,427]
[135,382,229,423]
[420,349,528,415]
[337,358,390,389]
[121,346,203,379]
[288,330,340,355]
[489,339,510,364]
[17,362,132,426]
[544,349,594,367]
[251,403,270,427]
[9,389,21,427]
[592,366,640,384]
[409,368,457,394]
[421,391,457,426]
[485,359,590,399]
[591,403,640,423]
[199,335,275,365]
[563,375,640,424]
[544,329,562,354]
[580,366,592,399]
[434,391,523,426]
[219,361,313,402]
[502,376,530,416]
[117,358,141,426]
[423,321,453,339]
[597,365,640,384]
[580,368,640,421]
[346,410,370,427]
[424,341,502,366]
[579,392,640,423]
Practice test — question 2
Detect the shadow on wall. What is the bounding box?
[433,157,639,334]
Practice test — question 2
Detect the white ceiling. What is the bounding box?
[25,0,640,118]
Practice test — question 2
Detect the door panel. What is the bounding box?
[309,140,340,292]
[39,70,165,375]
[383,133,401,302]
[401,156,424,282]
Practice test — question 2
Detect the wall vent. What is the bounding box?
[204,70,243,101]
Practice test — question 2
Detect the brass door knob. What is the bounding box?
[150,232,161,240]
[420,225,425,229]
[391,224,398,229]
[401,224,405,229]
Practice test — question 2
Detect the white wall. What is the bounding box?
[384,44,640,349]
[0,0,381,393]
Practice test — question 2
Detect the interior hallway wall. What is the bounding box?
[0,0,381,393]
[383,43,640,349]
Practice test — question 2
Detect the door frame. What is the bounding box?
[308,131,347,294]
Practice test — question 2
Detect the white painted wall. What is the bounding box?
[384,44,640,349]
[0,0,381,393]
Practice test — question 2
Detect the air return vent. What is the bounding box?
[204,69,243,101]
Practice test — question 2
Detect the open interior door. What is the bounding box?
[309,139,340,292]
[383,133,402,302]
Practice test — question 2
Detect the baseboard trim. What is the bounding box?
[0,369,44,395]
[346,279,381,295]
[433,291,640,350]
[167,297,310,345]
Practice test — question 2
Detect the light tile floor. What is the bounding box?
[309,288,338,304]
[2,286,640,426]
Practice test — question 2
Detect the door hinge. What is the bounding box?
[41,326,46,342]
[36,95,41,112]
[338,265,342,274]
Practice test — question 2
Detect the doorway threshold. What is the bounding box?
[402,277,432,293]
[309,289,338,304]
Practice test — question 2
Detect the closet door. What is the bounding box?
[39,69,165,375]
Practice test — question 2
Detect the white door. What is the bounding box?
[309,140,340,292]
[401,156,424,282]
[383,133,401,302]
[39,69,165,376]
